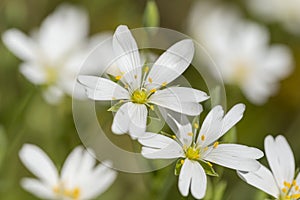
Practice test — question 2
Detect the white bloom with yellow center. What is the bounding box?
[2,4,110,104]
[139,104,263,199]
[188,2,293,105]
[238,135,300,200]
[78,25,209,139]
[19,144,117,200]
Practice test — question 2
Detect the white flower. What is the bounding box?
[188,2,293,105]
[138,104,263,199]
[247,0,300,34]
[78,25,209,139]
[2,4,110,104]
[19,144,117,200]
[238,135,300,200]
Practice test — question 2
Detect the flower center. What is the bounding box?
[131,89,148,104]
[185,146,200,160]
[53,185,81,200]
[280,180,300,200]
[45,66,58,84]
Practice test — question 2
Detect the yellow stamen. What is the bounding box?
[188,132,193,136]
[213,142,219,148]
[180,159,184,164]
[148,77,153,83]
[124,84,129,89]
[149,105,154,110]
[186,146,200,160]
[282,188,287,193]
[284,181,291,188]
[150,88,157,93]
[131,90,147,104]
[293,180,297,186]
[115,75,122,80]
[292,194,300,199]
[204,147,209,151]
[172,135,177,139]
[201,135,205,141]
[295,185,299,191]
[207,162,213,167]
[161,82,167,87]
[193,123,199,129]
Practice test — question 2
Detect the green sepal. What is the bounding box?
[199,160,219,177]
[174,158,184,176]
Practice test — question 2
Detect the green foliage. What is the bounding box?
[0,126,7,167]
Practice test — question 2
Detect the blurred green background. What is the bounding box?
[0,0,300,199]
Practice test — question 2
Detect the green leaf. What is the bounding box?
[199,160,219,177]
[143,0,160,27]
[174,159,184,176]
[222,126,237,143]
[107,101,125,112]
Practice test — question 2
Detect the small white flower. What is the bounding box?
[78,25,209,139]
[139,104,263,199]
[188,2,293,105]
[2,4,110,104]
[247,0,300,34]
[19,144,117,200]
[238,135,300,200]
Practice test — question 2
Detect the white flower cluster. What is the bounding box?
[2,2,298,200]
[188,2,294,105]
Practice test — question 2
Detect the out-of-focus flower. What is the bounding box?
[188,2,294,105]
[238,135,300,199]
[139,104,263,199]
[78,25,209,139]
[2,4,110,104]
[247,0,300,34]
[19,144,117,200]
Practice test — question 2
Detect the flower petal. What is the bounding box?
[61,146,83,185]
[139,132,184,159]
[146,39,194,89]
[78,75,129,100]
[178,158,193,197]
[149,89,203,116]
[204,144,262,171]
[191,161,207,199]
[2,29,37,61]
[112,25,142,90]
[38,4,88,61]
[167,114,193,147]
[156,87,209,102]
[265,135,295,188]
[20,62,47,84]
[42,86,64,105]
[111,102,131,135]
[197,105,224,146]
[19,144,59,186]
[127,102,148,139]
[237,165,279,198]
[21,178,55,199]
[81,161,117,199]
[221,103,246,135]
